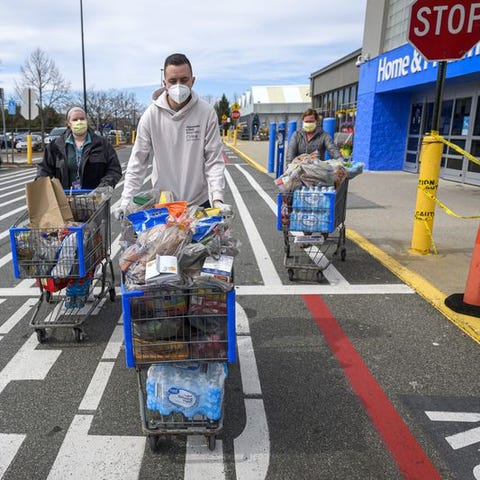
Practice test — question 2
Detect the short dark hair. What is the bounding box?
[302,108,319,121]
[164,53,192,76]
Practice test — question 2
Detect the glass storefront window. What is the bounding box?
[474,103,480,136]
[467,140,480,173]
[422,102,434,134]
[439,100,453,135]
[451,97,472,135]
[409,103,423,135]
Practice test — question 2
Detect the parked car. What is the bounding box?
[44,127,67,145]
[0,134,13,149]
[107,129,125,143]
[15,134,42,152]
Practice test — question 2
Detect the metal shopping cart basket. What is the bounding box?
[122,283,236,452]
[9,190,116,342]
[277,179,348,282]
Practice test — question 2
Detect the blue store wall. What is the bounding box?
[354,42,480,170]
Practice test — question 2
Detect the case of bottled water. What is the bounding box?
[146,362,227,421]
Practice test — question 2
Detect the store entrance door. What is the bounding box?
[403,103,423,173]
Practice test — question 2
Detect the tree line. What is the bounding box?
[2,48,235,137]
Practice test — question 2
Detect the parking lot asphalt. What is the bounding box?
[225,138,480,345]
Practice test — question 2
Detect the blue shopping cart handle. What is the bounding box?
[65,189,93,195]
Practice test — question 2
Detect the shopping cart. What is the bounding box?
[9,190,116,342]
[122,283,236,452]
[277,179,348,282]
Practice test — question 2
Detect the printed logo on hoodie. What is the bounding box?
[186,124,200,142]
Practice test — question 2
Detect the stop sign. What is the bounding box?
[409,1,480,61]
[231,110,240,120]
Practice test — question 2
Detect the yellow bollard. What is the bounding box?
[115,131,119,146]
[131,130,136,144]
[27,134,32,165]
[410,133,444,255]
[233,128,237,146]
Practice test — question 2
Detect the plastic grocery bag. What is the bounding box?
[126,207,170,233]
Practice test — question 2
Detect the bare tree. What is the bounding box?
[71,87,144,137]
[16,48,71,135]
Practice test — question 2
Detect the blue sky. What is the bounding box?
[0,1,367,108]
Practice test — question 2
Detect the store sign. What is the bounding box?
[377,42,480,84]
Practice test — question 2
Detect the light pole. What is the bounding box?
[80,0,87,114]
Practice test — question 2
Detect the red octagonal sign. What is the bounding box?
[409,0,480,61]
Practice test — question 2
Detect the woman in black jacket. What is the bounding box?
[37,106,122,189]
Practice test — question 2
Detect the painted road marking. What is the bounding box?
[446,427,480,450]
[225,168,282,286]
[0,283,414,297]
[78,362,115,412]
[46,415,145,480]
[303,294,442,479]
[234,301,270,479]
[101,324,124,360]
[425,411,480,422]
[236,284,414,295]
[0,334,61,396]
[0,297,36,334]
[184,437,225,479]
[426,410,480,450]
[237,336,262,396]
[234,399,270,480]
[0,434,26,478]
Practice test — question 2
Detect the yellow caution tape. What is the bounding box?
[421,187,480,220]
[431,131,480,167]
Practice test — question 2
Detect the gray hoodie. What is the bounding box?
[121,89,225,208]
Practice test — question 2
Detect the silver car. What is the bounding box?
[44,127,67,145]
[15,134,42,152]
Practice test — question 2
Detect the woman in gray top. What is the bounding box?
[286,108,343,164]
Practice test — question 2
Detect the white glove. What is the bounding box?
[113,205,125,221]
[213,200,233,216]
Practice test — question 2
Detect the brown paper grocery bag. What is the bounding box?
[50,178,74,223]
[25,177,73,228]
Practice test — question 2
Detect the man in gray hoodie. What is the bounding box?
[116,53,226,216]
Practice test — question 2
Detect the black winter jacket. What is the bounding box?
[37,129,122,189]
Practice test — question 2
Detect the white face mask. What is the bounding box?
[168,84,190,104]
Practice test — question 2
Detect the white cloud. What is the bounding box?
[0,0,367,103]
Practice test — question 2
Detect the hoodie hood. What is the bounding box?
[152,87,165,100]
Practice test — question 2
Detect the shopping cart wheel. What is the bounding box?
[35,328,47,343]
[207,435,216,451]
[287,268,294,281]
[109,287,116,302]
[148,435,160,453]
[73,328,85,342]
[340,248,347,261]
